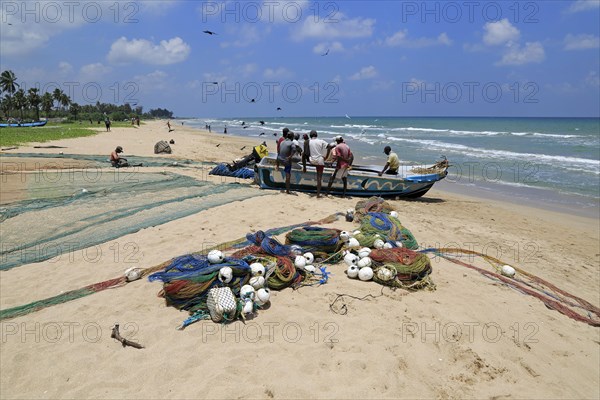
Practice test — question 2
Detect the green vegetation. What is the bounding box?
[0,124,99,147]
[1,69,173,123]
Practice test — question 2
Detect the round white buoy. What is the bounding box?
[383,242,393,249]
[390,211,399,218]
[375,266,395,282]
[249,275,265,290]
[347,265,359,279]
[250,262,265,276]
[81,189,88,193]
[357,257,372,269]
[304,264,317,273]
[395,241,404,248]
[358,247,371,258]
[207,250,224,264]
[240,284,255,301]
[347,237,360,248]
[344,252,359,266]
[353,230,361,236]
[218,266,233,284]
[340,231,351,242]
[59,151,64,155]
[294,255,307,268]
[358,267,374,281]
[373,239,385,249]
[303,252,314,265]
[255,288,271,305]
[501,265,516,277]
[124,267,142,282]
[242,299,254,315]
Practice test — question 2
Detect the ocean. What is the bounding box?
[184,117,600,216]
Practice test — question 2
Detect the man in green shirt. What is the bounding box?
[379,146,399,176]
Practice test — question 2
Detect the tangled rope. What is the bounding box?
[354,197,395,223]
[355,212,419,250]
[369,248,434,290]
[285,226,342,255]
[421,248,600,327]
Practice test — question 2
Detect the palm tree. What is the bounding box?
[13,88,27,121]
[41,92,53,118]
[0,70,19,117]
[0,96,11,119]
[52,88,64,112]
[28,88,41,121]
[60,92,71,112]
[69,102,80,120]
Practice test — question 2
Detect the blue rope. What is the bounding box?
[209,164,255,179]
[148,255,249,282]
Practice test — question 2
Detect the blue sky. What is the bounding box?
[1,0,599,117]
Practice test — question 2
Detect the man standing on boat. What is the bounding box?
[379,146,400,176]
[307,130,330,198]
[276,130,295,194]
[327,136,353,197]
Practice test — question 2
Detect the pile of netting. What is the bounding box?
[285,227,344,262]
[354,212,419,250]
[209,164,254,179]
[369,248,434,290]
[353,196,395,223]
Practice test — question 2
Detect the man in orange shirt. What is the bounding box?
[326,136,353,197]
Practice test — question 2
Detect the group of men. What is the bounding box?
[275,127,399,198]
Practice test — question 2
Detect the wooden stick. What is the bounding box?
[111,324,144,349]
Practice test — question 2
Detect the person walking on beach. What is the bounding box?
[224,125,227,134]
[307,130,330,198]
[105,116,111,132]
[379,145,400,176]
[276,130,295,194]
[167,120,174,132]
[327,136,353,197]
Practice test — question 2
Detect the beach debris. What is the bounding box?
[1,146,19,151]
[154,140,172,154]
[169,139,175,144]
[111,324,144,349]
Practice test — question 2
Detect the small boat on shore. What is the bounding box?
[255,155,449,198]
[0,120,47,128]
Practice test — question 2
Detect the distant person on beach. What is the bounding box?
[379,145,400,176]
[167,120,174,132]
[110,146,129,168]
[276,131,295,194]
[302,133,310,172]
[105,117,111,132]
[307,130,330,198]
[277,127,290,153]
[136,116,140,126]
[327,136,353,197]
[224,125,227,134]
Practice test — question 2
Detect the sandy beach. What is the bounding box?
[1,120,598,399]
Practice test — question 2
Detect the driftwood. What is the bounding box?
[33,145,67,148]
[1,147,18,151]
[111,324,144,349]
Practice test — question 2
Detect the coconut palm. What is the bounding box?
[41,92,53,118]
[60,92,71,111]
[13,88,27,121]
[0,70,19,117]
[28,88,41,121]
[52,88,64,112]
[69,102,80,120]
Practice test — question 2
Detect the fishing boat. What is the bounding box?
[0,120,47,128]
[255,155,449,198]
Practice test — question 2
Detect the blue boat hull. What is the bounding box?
[0,121,47,128]
[255,157,447,198]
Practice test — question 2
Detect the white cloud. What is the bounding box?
[262,0,310,23]
[567,0,600,13]
[79,63,112,81]
[313,41,345,55]
[564,34,600,50]
[107,37,190,65]
[140,0,179,14]
[371,80,395,91]
[133,70,169,91]
[585,71,600,87]
[483,19,520,46]
[263,67,293,79]
[58,62,73,76]
[384,30,452,47]
[296,13,375,40]
[220,25,266,48]
[349,66,377,81]
[497,42,545,66]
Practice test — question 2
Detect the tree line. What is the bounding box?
[0,70,173,123]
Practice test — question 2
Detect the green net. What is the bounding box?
[0,169,265,270]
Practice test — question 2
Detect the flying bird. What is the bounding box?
[259,132,265,136]
[259,121,265,125]
[277,107,282,111]
[240,146,246,150]
[250,99,256,103]
[211,81,219,85]
[345,114,351,119]
[203,30,217,35]
[321,49,329,56]
[241,121,245,126]
[273,133,277,136]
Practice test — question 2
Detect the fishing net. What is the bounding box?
[0,169,265,270]
[285,226,343,260]
[369,248,434,290]
[209,164,255,179]
[354,197,395,223]
[354,212,419,250]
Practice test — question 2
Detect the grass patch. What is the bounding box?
[0,124,100,147]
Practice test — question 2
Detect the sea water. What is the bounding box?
[186,117,600,216]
